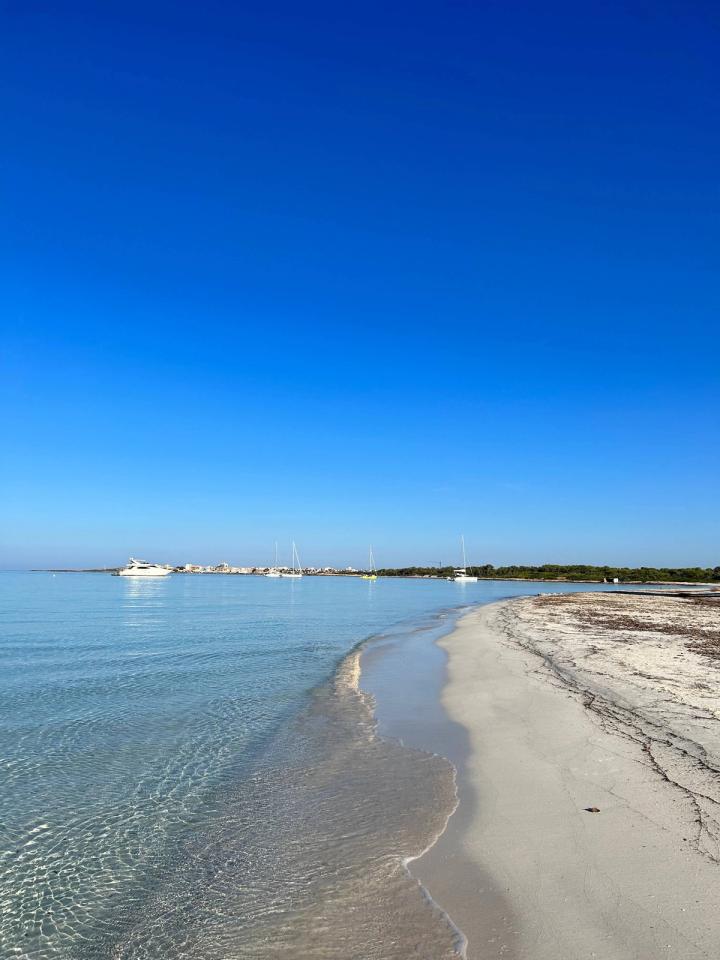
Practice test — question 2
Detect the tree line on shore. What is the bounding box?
[374,564,720,583]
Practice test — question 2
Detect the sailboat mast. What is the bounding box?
[461,534,467,570]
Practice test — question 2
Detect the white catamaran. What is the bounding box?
[451,536,477,583]
[115,558,171,578]
[279,541,303,578]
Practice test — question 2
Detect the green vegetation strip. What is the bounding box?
[375,565,720,583]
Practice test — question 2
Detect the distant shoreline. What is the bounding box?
[30,568,720,588]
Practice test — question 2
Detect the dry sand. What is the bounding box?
[413,593,720,960]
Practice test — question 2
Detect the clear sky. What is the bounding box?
[2,1,719,569]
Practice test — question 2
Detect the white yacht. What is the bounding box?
[279,541,303,578]
[451,536,478,583]
[115,558,172,578]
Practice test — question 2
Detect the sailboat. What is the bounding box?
[451,535,478,583]
[279,541,303,578]
[265,541,282,577]
[361,546,378,580]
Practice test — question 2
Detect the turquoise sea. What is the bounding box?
[0,572,619,958]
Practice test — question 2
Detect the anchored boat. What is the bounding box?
[362,546,378,580]
[279,541,303,578]
[266,541,282,577]
[450,536,477,583]
[115,558,171,578]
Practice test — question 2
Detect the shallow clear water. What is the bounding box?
[0,572,620,958]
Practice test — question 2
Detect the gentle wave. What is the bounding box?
[91,630,464,959]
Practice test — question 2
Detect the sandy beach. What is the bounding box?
[413,593,720,960]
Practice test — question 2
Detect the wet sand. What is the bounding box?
[414,593,720,960]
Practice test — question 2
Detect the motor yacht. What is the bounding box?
[115,558,172,578]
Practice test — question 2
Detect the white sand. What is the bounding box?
[414,594,720,960]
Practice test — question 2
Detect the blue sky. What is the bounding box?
[2,1,719,568]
